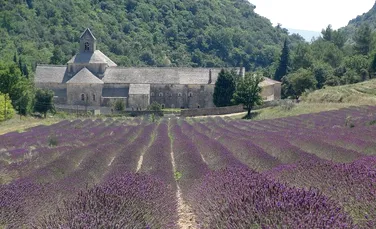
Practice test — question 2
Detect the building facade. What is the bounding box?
[35,28,281,110]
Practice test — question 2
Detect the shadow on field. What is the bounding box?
[242,111,260,120]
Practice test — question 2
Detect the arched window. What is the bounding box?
[188,92,193,97]
[161,104,165,109]
[178,93,182,97]
[151,92,155,97]
[159,92,163,97]
[81,94,85,101]
[84,42,90,51]
[92,94,96,101]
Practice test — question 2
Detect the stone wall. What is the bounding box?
[128,94,150,110]
[150,84,214,109]
[181,105,244,117]
[67,84,103,106]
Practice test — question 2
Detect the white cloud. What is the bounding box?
[250,0,375,31]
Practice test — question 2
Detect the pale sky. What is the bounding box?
[250,0,375,31]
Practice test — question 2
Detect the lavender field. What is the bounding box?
[1,106,376,228]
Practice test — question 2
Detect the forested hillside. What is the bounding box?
[342,2,376,39]
[0,0,303,71]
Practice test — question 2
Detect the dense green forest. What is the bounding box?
[2,0,376,116]
[0,0,305,72]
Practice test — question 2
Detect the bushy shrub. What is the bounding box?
[114,99,125,111]
[279,99,296,111]
[147,101,162,111]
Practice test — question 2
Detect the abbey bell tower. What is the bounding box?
[79,28,96,53]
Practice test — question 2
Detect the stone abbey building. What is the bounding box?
[35,28,281,110]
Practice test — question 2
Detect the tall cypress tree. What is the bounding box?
[213,69,236,107]
[274,39,290,82]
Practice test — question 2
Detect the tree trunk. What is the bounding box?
[246,107,251,119]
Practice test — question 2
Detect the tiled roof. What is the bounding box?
[67,50,117,66]
[102,88,129,97]
[103,67,225,85]
[80,28,96,40]
[129,84,150,95]
[66,68,104,84]
[35,65,67,83]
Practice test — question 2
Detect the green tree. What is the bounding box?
[288,68,317,98]
[213,69,236,107]
[232,73,263,119]
[0,93,15,121]
[291,43,313,71]
[274,39,289,81]
[354,24,372,55]
[311,62,333,89]
[34,89,55,118]
[321,25,333,42]
[50,47,65,65]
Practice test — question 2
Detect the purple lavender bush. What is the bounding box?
[40,172,178,229]
[188,166,355,229]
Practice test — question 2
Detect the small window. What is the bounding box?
[92,94,96,101]
[178,93,182,97]
[159,92,163,97]
[81,94,85,101]
[188,92,193,97]
[151,92,155,97]
[84,42,90,51]
[197,105,200,108]
[161,104,165,109]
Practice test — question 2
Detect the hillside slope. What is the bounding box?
[0,0,301,71]
[302,79,376,104]
[341,2,376,39]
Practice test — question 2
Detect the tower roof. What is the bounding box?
[66,67,104,84]
[67,50,117,66]
[80,28,97,40]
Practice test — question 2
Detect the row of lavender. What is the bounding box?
[2,106,376,228]
[184,106,376,227]
[1,121,180,228]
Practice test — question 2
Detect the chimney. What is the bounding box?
[208,69,212,84]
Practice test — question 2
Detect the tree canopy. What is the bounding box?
[34,88,55,118]
[213,69,237,107]
[232,73,263,119]
[0,0,301,72]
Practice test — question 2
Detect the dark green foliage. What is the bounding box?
[147,101,162,111]
[354,25,372,55]
[312,63,332,89]
[213,69,236,107]
[114,99,125,111]
[274,39,289,81]
[0,0,299,71]
[232,73,263,118]
[288,68,317,98]
[0,62,34,115]
[34,88,55,118]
